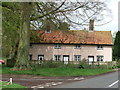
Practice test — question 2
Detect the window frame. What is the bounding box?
[54,44,61,49]
[74,55,81,61]
[97,55,104,61]
[54,55,61,61]
[97,45,103,50]
[74,44,81,49]
[45,29,51,33]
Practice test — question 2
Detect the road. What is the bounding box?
[52,71,119,88]
[1,71,119,88]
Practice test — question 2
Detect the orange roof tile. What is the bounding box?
[30,30,113,45]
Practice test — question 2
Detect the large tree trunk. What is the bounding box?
[15,2,32,69]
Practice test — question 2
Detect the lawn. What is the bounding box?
[1,66,114,76]
[0,81,26,88]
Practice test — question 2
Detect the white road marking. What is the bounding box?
[68,77,84,81]
[78,77,84,80]
[56,82,62,84]
[74,78,79,80]
[31,81,63,88]
[108,80,119,88]
[31,86,36,88]
[38,86,44,88]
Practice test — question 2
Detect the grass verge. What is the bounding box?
[2,66,114,77]
[0,81,26,88]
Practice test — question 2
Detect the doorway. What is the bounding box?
[63,55,69,64]
[88,56,94,64]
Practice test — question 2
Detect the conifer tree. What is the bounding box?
[113,31,120,61]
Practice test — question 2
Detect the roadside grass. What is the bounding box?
[2,66,114,76]
[0,81,26,88]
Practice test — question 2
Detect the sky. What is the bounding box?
[2,0,119,34]
[95,0,119,34]
[70,0,119,34]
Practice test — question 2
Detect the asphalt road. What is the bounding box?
[52,71,119,88]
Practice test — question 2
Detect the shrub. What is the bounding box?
[117,64,120,68]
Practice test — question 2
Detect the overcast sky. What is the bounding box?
[2,0,119,33]
[95,0,119,33]
[69,0,119,34]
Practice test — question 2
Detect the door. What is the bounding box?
[38,55,44,64]
[29,54,32,60]
[88,56,94,64]
[63,55,69,64]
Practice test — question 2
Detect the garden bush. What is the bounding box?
[30,60,111,69]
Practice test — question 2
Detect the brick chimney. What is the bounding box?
[46,24,51,33]
[45,20,51,33]
[89,19,94,31]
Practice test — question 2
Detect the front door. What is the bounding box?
[63,55,69,64]
[38,55,44,64]
[88,56,94,64]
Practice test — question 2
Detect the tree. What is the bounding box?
[112,31,117,43]
[31,1,110,29]
[2,2,33,69]
[39,19,70,30]
[113,31,120,61]
[2,2,21,58]
[15,2,33,69]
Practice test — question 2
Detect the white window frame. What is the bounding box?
[97,55,104,61]
[38,55,44,64]
[54,55,61,61]
[97,45,103,50]
[74,55,81,61]
[74,44,81,49]
[54,44,61,49]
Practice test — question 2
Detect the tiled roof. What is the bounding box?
[30,30,113,45]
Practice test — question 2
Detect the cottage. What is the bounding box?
[30,20,113,64]
[30,30,113,64]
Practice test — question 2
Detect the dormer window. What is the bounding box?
[54,44,61,49]
[74,44,81,49]
[97,45,103,50]
[45,28,51,33]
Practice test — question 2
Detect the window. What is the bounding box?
[97,56,104,61]
[97,45,103,50]
[75,44,81,49]
[38,55,44,64]
[55,44,61,49]
[45,29,51,33]
[29,54,32,60]
[38,55,44,61]
[74,55,81,61]
[54,55,61,61]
